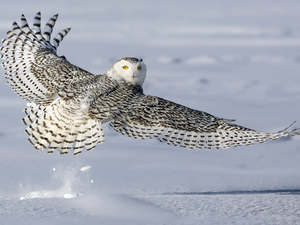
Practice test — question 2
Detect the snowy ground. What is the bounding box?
[0,0,300,224]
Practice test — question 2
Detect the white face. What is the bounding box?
[107,57,147,86]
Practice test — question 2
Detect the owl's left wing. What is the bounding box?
[110,95,299,149]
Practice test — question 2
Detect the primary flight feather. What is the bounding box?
[1,12,299,155]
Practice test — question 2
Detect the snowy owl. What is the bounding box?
[1,12,300,155]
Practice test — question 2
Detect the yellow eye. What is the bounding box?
[137,66,141,70]
[122,66,129,70]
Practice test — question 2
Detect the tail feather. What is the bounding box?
[60,124,77,153]
[47,119,68,151]
[26,122,38,136]
[48,123,66,152]
[85,120,99,151]
[73,124,88,155]
[97,123,105,144]
[22,102,105,155]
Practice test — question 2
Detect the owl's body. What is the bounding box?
[1,13,299,155]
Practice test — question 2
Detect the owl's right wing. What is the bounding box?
[110,95,300,149]
[1,12,98,105]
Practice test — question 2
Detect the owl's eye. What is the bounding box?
[137,66,141,70]
[122,66,129,70]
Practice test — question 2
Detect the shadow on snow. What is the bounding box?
[161,189,300,196]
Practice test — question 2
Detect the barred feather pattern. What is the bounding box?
[0,12,95,105]
[89,84,144,122]
[0,12,113,155]
[23,99,105,155]
[110,95,300,149]
[1,12,300,155]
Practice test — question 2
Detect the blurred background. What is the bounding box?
[0,1,300,224]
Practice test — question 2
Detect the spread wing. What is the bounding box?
[1,12,97,105]
[1,13,122,155]
[110,95,299,149]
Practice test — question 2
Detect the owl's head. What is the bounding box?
[107,57,147,86]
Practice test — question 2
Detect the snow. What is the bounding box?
[80,166,91,172]
[0,0,300,224]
